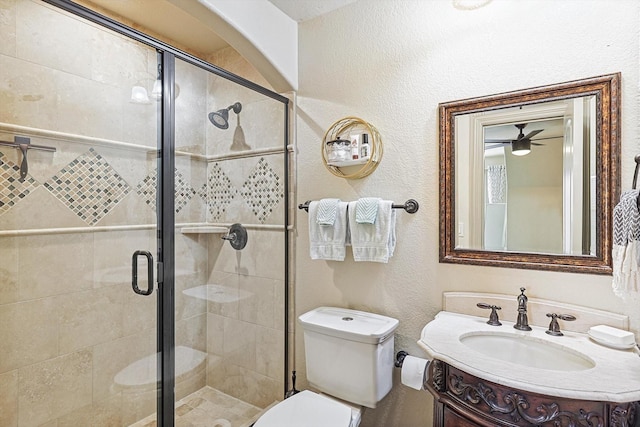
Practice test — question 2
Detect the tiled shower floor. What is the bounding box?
[129,386,263,427]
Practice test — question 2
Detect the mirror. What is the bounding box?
[439,74,620,274]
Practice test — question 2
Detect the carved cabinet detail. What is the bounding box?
[426,360,639,427]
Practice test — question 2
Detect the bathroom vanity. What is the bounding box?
[425,360,638,427]
[418,294,640,427]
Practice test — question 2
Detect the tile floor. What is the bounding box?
[130,386,265,427]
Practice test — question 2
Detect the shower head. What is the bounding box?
[208,109,229,129]
[208,102,242,129]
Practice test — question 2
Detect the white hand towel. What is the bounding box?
[355,197,381,224]
[309,201,348,261]
[316,198,340,225]
[348,200,396,263]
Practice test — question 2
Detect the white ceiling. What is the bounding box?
[84,0,357,56]
[485,119,564,142]
[268,0,357,22]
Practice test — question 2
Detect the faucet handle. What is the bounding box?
[545,313,576,336]
[477,303,502,326]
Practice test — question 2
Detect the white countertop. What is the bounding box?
[418,311,640,402]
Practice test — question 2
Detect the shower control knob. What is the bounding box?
[221,223,248,250]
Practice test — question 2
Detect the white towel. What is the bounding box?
[316,198,340,225]
[309,201,348,261]
[612,190,640,300]
[355,197,381,224]
[348,200,396,263]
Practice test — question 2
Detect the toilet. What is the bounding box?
[254,306,399,427]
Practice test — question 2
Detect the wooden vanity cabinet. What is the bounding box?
[425,360,639,427]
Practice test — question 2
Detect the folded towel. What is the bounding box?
[316,198,341,225]
[355,197,381,224]
[348,200,396,263]
[309,201,348,261]
[612,190,640,300]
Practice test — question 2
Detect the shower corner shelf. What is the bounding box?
[180,226,228,234]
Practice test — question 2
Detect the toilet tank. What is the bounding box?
[299,307,399,408]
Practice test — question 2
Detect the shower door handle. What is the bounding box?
[132,250,154,296]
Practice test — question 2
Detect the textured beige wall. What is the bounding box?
[295,1,640,426]
[207,46,274,91]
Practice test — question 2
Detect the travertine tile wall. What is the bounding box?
[177,59,287,409]
[0,2,167,425]
[0,1,286,426]
[202,156,286,409]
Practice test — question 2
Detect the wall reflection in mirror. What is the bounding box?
[455,96,596,256]
[439,74,620,274]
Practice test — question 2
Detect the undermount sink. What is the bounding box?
[418,311,640,402]
[459,332,595,371]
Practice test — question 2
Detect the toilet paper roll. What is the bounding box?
[400,355,430,390]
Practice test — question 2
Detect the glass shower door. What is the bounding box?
[171,56,288,425]
[0,2,162,425]
[1,2,291,426]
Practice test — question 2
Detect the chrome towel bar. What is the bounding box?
[298,198,419,214]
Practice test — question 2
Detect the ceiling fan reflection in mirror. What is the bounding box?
[484,123,556,156]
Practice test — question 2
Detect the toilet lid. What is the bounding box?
[254,390,352,427]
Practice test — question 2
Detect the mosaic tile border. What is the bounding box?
[199,162,238,222]
[0,147,285,226]
[0,152,40,216]
[241,157,284,224]
[43,148,131,225]
[136,168,196,214]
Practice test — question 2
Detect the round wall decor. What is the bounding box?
[321,116,383,179]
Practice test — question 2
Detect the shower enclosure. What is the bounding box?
[0,1,289,426]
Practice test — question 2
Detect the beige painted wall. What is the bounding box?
[505,140,563,253]
[295,1,640,426]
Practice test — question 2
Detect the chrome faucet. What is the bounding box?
[514,287,532,331]
[545,313,576,336]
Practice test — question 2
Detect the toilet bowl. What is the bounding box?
[113,345,206,392]
[253,307,398,427]
[254,390,361,427]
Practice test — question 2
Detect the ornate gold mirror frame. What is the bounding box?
[439,73,620,274]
